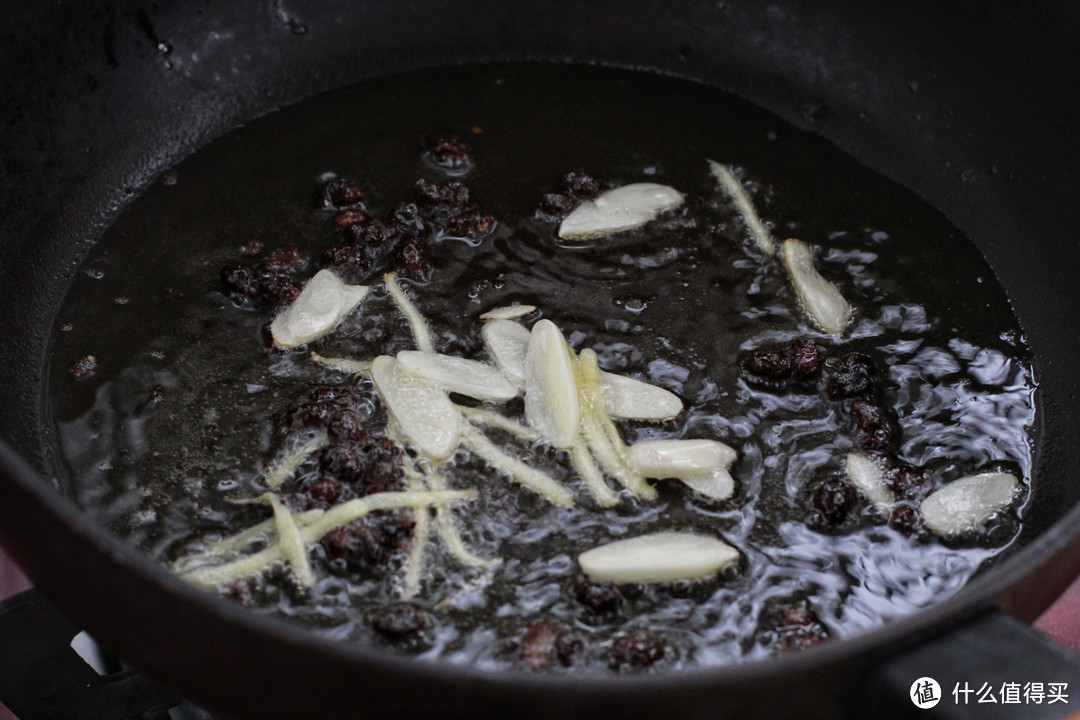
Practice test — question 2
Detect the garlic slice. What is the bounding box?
[845,453,894,508]
[479,304,537,321]
[270,269,369,348]
[397,350,518,402]
[780,238,852,335]
[600,371,683,420]
[708,160,775,254]
[626,439,736,500]
[482,319,531,389]
[558,183,685,240]
[523,320,581,448]
[370,355,461,462]
[920,472,1020,537]
[579,531,739,584]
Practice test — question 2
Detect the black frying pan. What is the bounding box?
[2,2,1080,718]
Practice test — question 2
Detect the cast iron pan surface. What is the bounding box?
[1,2,1079,719]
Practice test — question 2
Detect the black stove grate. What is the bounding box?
[0,590,210,720]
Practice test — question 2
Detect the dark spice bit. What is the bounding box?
[882,464,932,501]
[555,633,587,668]
[312,430,402,497]
[319,444,367,483]
[422,132,472,171]
[320,244,371,282]
[739,338,825,388]
[389,202,426,235]
[221,582,253,605]
[371,604,427,640]
[740,346,794,385]
[315,177,366,210]
[341,217,394,248]
[334,208,370,229]
[414,178,472,213]
[560,169,603,199]
[765,604,829,653]
[310,386,356,405]
[285,401,340,434]
[395,237,430,280]
[608,634,665,670]
[535,192,576,223]
[283,386,357,433]
[305,477,343,507]
[445,209,495,238]
[257,273,303,306]
[790,338,826,379]
[811,477,857,527]
[889,503,926,536]
[849,397,892,452]
[320,526,351,561]
[534,170,605,222]
[220,263,260,300]
[574,576,624,615]
[467,278,491,300]
[327,409,369,444]
[319,510,414,567]
[259,245,301,273]
[353,511,415,565]
[825,352,877,399]
[70,355,98,379]
[221,247,306,306]
[358,438,405,495]
[518,621,585,670]
[241,239,263,256]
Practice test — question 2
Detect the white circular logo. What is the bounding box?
[910,677,942,709]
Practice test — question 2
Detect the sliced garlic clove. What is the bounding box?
[370,355,462,462]
[678,470,736,501]
[579,531,739,584]
[558,183,685,239]
[780,238,852,336]
[600,371,683,420]
[482,319,531,389]
[845,453,895,508]
[479,304,537,321]
[270,269,369,348]
[523,319,581,448]
[626,439,737,500]
[920,472,1020,537]
[708,160,775,254]
[397,350,518,402]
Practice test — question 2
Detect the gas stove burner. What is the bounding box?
[0,590,207,720]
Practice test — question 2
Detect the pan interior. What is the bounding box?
[45,63,1036,672]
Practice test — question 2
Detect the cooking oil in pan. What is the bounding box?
[47,63,1036,671]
